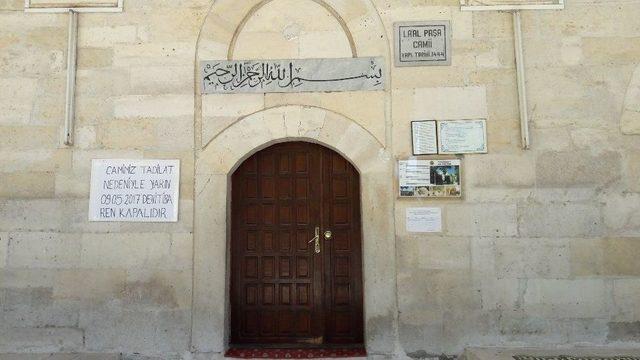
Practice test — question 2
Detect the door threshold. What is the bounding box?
[225,347,367,359]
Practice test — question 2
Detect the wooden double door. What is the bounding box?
[231,142,364,346]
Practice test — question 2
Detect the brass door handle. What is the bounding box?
[309,226,321,254]
[324,230,332,240]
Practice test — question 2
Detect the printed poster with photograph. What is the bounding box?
[399,159,462,198]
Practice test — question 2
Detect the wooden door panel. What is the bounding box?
[280,284,292,305]
[246,231,258,251]
[279,232,292,252]
[246,285,258,305]
[296,230,310,252]
[231,142,363,346]
[332,230,350,251]
[296,256,310,278]
[263,205,275,225]
[322,150,364,344]
[261,177,276,199]
[262,257,275,279]
[244,257,258,279]
[232,142,323,344]
[280,257,292,278]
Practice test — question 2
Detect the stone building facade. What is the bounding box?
[1,0,640,358]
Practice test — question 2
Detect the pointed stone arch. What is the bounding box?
[196,0,389,62]
[227,0,358,59]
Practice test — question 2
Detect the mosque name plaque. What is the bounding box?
[394,21,452,67]
[89,159,180,222]
[200,57,385,94]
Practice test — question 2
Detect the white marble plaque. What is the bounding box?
[406,207,442,233]
[29,0,118,5]
[89,159,180,222]
[412,121,438,155]
[438,120,488,154]
[25,0,122,11]
[460,0,563,10]
[394,21,451,67]
[200,58,385,94]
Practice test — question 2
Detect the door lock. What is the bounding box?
[308,226,321,254]
[324,230,332,240]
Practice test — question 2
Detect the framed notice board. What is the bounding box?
[437,119,488,155]
[411,120,438,155]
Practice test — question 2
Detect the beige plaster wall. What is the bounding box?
[0,0,639,358]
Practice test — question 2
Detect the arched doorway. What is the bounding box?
[230,141,364,347]
[192,105,397,355]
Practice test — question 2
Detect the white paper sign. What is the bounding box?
[438,119,488,154]
[406,207,442,233]
[412,121,438,155]
[89,159,180,222]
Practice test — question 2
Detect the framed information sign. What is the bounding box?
[399,159,462,198]
[411,120,438,155]
[437,119,488,155]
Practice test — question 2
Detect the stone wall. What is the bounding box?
[0,0,639,357]
[0,0,208,355]
[388,0,640,356]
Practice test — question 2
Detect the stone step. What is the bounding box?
[0,355,368,360]
[0,355,119,360]
[463,348,640,360]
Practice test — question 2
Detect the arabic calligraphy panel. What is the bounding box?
[200,58,385,94]
[460,0,564,9]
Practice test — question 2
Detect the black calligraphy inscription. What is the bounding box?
[200,58,385,94]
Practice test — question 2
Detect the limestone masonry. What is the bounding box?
[1,0,640,358]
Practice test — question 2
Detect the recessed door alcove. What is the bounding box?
[192,0,396,355]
